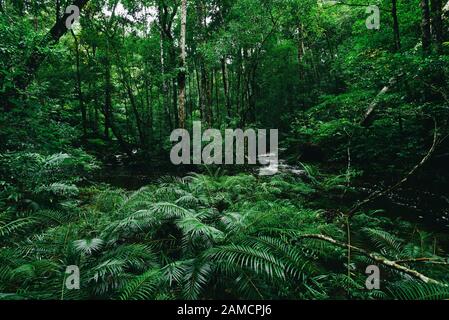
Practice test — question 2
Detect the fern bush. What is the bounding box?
[1,171,448,300]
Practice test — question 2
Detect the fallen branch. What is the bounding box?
[298,233,444,285]
[394,257,449,265]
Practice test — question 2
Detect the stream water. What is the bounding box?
[91,153,449,232]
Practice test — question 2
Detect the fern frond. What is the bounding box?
[120,269,162,300]
[388,280,449,300]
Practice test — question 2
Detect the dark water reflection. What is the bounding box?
[92,162,194,190]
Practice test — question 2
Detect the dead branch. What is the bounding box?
[299,233,444,285]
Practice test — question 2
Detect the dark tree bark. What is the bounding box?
[55,0,61,21]
[71,30,87,140]
[421,0,432,55]
[297,23,306,82]
[159,30,173,131]
[221,58,231,120]
[177,0,187,129]
[104,58,112,140]
[392,0,401,51]
[430,0,444,53]
[120,72,146,148]
[157,1,178,130]
[200,62,212,125]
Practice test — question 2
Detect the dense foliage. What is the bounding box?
[1,0,449,300]
[2,170,449,300]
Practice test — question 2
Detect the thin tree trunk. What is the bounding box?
[144,74,153,145]
[430,0,443,53]
[104,59,112,140]
[177,0,187,129]
[160,31,172,131]
[71,30,87,140]
[392,0,401,51]
[55,0,61,21]
[214,69,220,125]
[297,23,306,82]
[221,58,231,120]
[200,62,211,125]
[421,0,432,55]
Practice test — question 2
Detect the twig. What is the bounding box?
[348,119,439,215]
[394,257,449,265]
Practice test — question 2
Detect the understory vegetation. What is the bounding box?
[1,0,449,300]
[2,158,449,300]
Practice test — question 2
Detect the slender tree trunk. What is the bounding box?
[236,49,242,118]
[171,78,178,127]
[144,74,153,145]
[104,59,112,140]
[177,0,187,129]
[421,0,432,55]
[71,30,87,140]
[214,69,220,125]
[200,62,211,125]
[122,74,145,148]
[221,58,231,120]
[194,62,202,120]
[188,72,194,121]
[209,70,214,125]
[103,34,114,140]
[297,23,306,82]
[392,0,401,51]
[430,0,443,53]
[55,0,61,21]
[160,32,172,131]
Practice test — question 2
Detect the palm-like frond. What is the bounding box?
[388,280,449,300]
[0,218,37,238]
[73,238,104,255]
[120,269,163,300]
[205,244,286,280]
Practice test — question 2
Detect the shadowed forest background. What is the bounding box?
[1,0,449,300]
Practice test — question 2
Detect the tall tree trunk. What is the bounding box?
[194,62,202,120]
[71,30,87,140]
[200,62,211,125]
[297,23,306,82]
[236,49,242,118]
[392,0,401,51]
[430,0,443,53]
[55,0,61,21]
[177,0,187,129]
[104,59,112,140]
[221,57,231,120]
[214,69,220,125]
[122,74,146,148]
[144,74,153,145]
[209,70,214,125]
[104,35,114,141]
[421,0,432,55]
[159,33,173,131]
[171,78,178,127]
